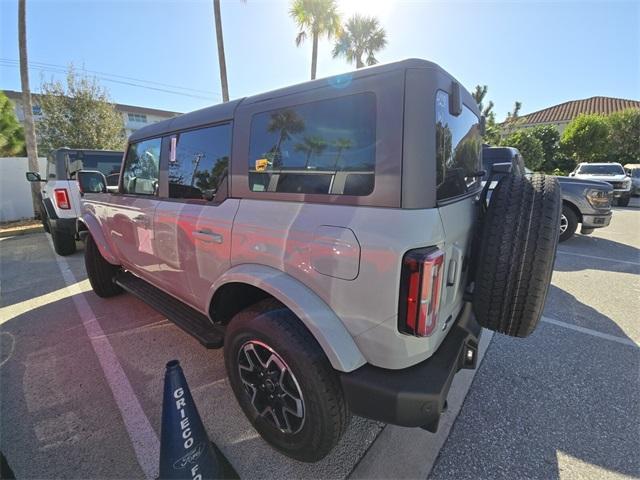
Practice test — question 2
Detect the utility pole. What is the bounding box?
[18,0,41,218]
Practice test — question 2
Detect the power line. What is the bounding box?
[0,59,221,101]
[0,58,220,96]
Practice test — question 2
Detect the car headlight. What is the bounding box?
[586,188,611,209]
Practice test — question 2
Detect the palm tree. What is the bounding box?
[332,137,352,169]
[18,0,40,216]
[332,14,387,69]
[295,135,327,169]
[213,0,246,102]
[290,0,341,80]
[267,109,305,168]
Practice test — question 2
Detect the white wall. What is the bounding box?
[0,157,47,222]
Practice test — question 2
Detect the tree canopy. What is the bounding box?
[607,108,640,165]
[501,129,544,170]
[332,14,387,68]
[559,113,610,163]
[37,67,125,155]
[0,91,26,156]
[290,0,341,79]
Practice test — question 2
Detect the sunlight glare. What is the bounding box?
[337,0,394,21]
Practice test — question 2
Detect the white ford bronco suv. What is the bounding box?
[26,148,123,255]
[78,59,561,462]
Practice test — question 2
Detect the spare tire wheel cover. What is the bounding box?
[472,174,561,337]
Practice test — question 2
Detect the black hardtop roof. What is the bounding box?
[483,146,520,159]
[51,147,123,155]
[129,58,471,142]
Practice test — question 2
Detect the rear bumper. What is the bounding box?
[340,303,481,432]
[582,211,612,229]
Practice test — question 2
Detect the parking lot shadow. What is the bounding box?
[543,284,637,340]
[0,234,87,306]
[430,285,639,480]
[554,235,640,273]
[0,291,161,478]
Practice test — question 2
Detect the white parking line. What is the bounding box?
[557,250,640,266]
[541,315,638,348]
[47,236,160,479]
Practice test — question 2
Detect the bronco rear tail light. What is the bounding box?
[399,248,445,337]
[54,188,71,209]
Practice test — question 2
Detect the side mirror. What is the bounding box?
[77,170,107,194]
[568,172,575,177]
[26,171,44,182]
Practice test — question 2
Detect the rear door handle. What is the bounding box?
[192,230,223,244]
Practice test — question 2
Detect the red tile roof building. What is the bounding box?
[506,96,640,133]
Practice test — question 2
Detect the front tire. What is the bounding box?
[224,299,350,462]
[84,234,122,297]
[559,204,578,242]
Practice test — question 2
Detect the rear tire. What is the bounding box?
[473,174,561,337]
[85,234,122,298]
[559,204,578,242]
[224,299,350,462]
[51,227,76,256]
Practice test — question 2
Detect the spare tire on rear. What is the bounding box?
[472,174,561,337]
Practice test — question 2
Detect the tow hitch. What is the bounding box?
[461,340,478,370]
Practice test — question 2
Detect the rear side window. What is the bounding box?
[46,155,57,180]
[248,93,376,196]
[168,124,231,201]
[435,90,482,201]
[122,138,161,195]
[67,152,122,178]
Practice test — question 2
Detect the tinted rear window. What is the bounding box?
[248,93,376,196]
[67,151,123,178]
[435,90,482,201]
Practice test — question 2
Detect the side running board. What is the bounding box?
[114,271,224,349]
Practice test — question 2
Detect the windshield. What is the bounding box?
[67,151,123,178]
[577,164,624,175]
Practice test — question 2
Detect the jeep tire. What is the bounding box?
[559,204,578,242]
[473,174,561,337]
[85,233,123,298]
[225,299,350,462]
[51,226,76,256]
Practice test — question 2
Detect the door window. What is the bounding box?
[168,124,231,201]
[248,93,376,196]
[122,138,161,195]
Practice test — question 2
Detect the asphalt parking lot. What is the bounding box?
[1,200,638,479]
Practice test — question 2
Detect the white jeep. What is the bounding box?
[26,147,123,255]
[77,59,561,462]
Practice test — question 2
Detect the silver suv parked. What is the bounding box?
[78,59,561,461]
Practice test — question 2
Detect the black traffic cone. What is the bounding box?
[159,360,222,480]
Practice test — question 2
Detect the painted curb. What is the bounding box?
[0,225,44,238]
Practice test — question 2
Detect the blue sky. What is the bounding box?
[1,0,638,120]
